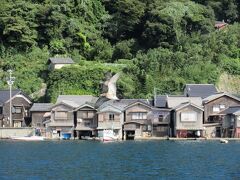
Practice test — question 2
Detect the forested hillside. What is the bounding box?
[0,0,240,102]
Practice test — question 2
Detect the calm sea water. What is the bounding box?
[0,140,240,180]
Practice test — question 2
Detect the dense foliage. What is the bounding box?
[0,0,240,102]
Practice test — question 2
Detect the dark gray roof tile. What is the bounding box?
[154,95,167,108]
[30,103,54,112]
[184,84,218,98]
[0,89,21,103]
[49,57,74,64]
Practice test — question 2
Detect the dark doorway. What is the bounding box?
[126,131,135,140]
[79,131,92,139]
[216,127,221,137]
[57,130,61,137]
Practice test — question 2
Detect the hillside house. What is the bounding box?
[48,57,75,70]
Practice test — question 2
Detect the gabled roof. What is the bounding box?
[174,102,204,111]
[48,57,74,64]
[0,89,32,104]
[203,93,240,104]
[0,89,21,104]
[125,100,152,110]
[220,106,240,115]
[52,100,79,109]
[184,84,218,98]
[98,103,123,113]
[167,96,202,108]
[99,101,125,112]
[98,99,152,112]
[56,95,98,107]
[154,95,167,108]
[75,102,96,111]
[30,103,53,112]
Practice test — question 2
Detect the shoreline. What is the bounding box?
[1,137,240,141]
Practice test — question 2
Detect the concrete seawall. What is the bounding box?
[0,128,35,138]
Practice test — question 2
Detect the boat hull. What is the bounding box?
[11,136,45,141]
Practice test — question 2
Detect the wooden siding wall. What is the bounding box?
[76,109,97,128]
[125,104,151,122]
[98,113,121,122]
[3,96,31,121]
[152,110,170,124]
[175,106,203,130]
[31,112,46,127]
[204,96,240,123]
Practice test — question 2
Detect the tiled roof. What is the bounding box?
[48,57,74,64]
[56,95,98,107]
[98,99,152,111]
[221,106,240,115]
[167,96,202,108]
[184,84,218,98]
[0,89,22,104]
[174,102,204,111]
[154,95,167,108]
[203,93,240,104]
[30,103,54,112]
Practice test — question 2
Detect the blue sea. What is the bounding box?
[0,140,240,179]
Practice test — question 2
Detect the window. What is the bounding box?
[213,105,220,112]
[0,107,2,114]
[12,107,22,114]
[158,115,164,122]
[109,113,115,121]
[82,111,94,119]
[132,112,147,120]
[55,111,67,120]
[181,112,197,122]
[220,104,226,109]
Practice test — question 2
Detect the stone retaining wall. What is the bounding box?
[0,128,35,138]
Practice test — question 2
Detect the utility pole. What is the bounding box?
[7,70,15,127]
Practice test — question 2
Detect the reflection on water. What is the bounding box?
[0,140,240,179]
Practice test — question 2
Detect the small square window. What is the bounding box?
[109,113,115,121]
[158,115,164,122]
[220,104,225,109]
[12,107,22,114]
[213,105,220,112]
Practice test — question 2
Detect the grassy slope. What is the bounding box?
[217,72,240,95]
